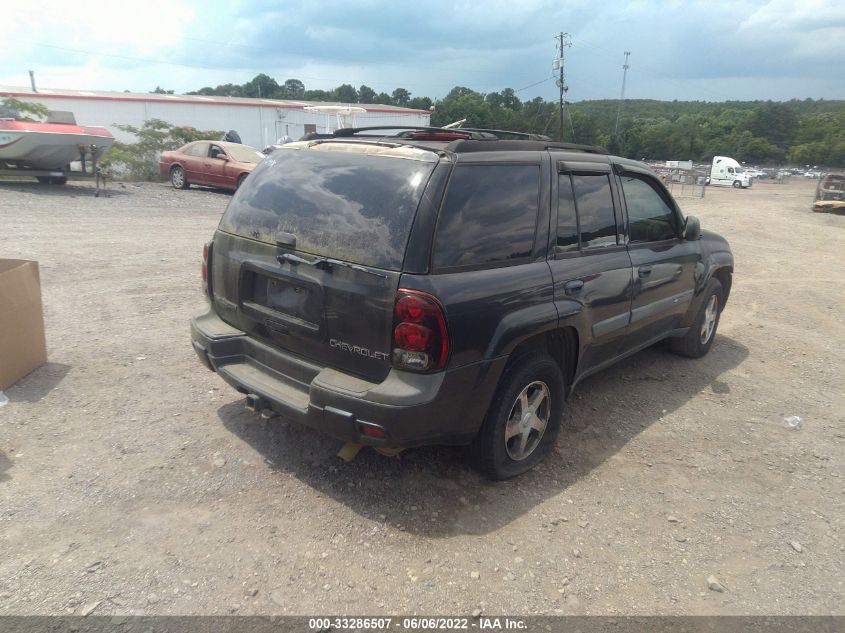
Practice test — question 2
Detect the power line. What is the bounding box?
[514,76,555,93]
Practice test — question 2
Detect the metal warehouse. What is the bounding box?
[0,86,432,149]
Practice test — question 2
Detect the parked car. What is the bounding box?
[159,141,265,191]
[191,127,734,479]
[813,173,845,213]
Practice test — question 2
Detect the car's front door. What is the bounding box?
[205,144,230,187]
[549,161,634,378]
[618,166,698,346]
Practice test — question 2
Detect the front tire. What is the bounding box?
[669,279,723,358]
[236,173,248,190]
[170,165,189,189]
[470,355,565,480]
[732,180,742,188]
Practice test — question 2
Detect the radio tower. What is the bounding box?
[613,51,631,141]
[554,33,571,142]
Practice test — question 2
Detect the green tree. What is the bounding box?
[0,97,49,121]
[243,74,280,98]
[430,87,492,128]
[332,84,358,103]
[744,102,798,147]
[391,88,411,106]
[357,85,377,104]
[409,96,433,111]
[304,89,331,101]
[282,78,305,99]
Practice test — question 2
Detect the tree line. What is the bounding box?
[171,74,845,167]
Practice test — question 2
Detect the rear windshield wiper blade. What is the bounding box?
[277,253,387,279]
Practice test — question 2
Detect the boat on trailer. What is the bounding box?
[0,111,113,185]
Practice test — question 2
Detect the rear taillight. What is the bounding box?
[201,241,212,296]
[392,289,449,372]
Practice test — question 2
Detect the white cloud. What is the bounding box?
[1,0,843,100]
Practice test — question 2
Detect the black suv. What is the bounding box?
[191,127,733,479]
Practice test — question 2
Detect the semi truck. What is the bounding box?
[708,156,752,188]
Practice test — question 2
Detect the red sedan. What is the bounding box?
[159,141,265,191]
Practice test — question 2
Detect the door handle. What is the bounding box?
[564,280,584,294]
[638,266,653,278]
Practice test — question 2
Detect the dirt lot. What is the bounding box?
[0,177,843,616]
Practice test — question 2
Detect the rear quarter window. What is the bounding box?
[433,164,540,271]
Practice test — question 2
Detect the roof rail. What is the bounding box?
[445,139,610,155]
[333,126,495,140]
[460,128,552,141]
[545,142,609,155]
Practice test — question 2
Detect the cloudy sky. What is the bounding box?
[2,0,844,103]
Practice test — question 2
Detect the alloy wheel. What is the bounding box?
[700,294,718,344]
[504,381,551,461]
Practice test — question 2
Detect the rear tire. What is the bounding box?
[669,279,723,358]
[170,165,189,189]
[470,354,564,480]
[36,176,67,184]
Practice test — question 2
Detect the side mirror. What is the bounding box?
[684,215,701,241]
[215,154,228,161]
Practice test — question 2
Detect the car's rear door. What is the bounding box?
[616,165,698,345]
[182,142,208,183]
[548,159,634,376]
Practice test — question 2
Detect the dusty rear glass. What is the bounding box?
[218,147,437,270]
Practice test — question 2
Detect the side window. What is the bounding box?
[434,165,539,270]
[571,174,618,249]
[621,175,678,242]
[185,143,208,157]
[557,175,579,252]
[209,144,225,159]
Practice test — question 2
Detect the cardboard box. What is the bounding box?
[0,259,47,390]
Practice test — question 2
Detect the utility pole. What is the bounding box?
[613,51,631,141]
[554,33,571,143]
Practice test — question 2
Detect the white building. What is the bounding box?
[0,86,432,149]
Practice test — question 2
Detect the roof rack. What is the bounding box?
[545,142,609,154]
[333,126,495,140]
[460,128,552,141]
[323,126,609,155]
[446,140,609,155]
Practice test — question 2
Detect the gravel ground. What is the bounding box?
[0,178,843,616]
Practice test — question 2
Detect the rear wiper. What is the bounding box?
[277,253,388,279]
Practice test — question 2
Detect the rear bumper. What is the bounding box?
[191,306,506,448]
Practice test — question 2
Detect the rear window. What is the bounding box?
[219,148,436,270]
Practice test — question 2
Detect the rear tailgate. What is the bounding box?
[211,142,439,382]
[211,231,399,381]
